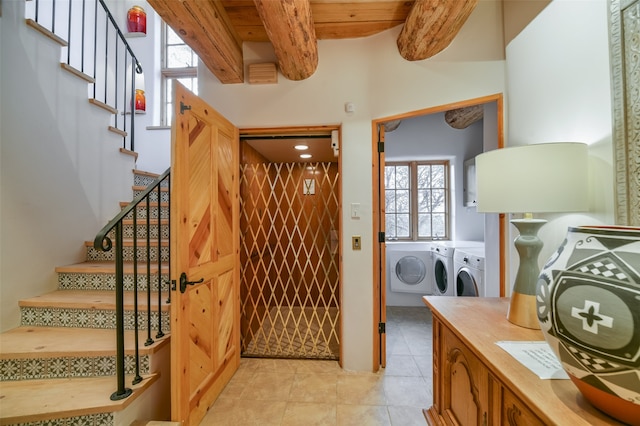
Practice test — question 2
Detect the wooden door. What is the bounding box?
[170,82,240,426]
[378,125,387,368]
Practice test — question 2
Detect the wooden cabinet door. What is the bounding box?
[442,328,489,426]
[170,82,240,426]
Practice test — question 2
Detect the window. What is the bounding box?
[385,161,450,240]
[161,22,198,126]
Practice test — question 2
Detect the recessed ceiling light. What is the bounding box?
[294,145,309,150]
[300,154,312,159]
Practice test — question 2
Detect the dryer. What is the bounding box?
[454,247,485,297]
[388,249,433,294]
[432,241,484,296]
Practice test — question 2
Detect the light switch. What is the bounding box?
[351,203,361,219]
[352,236,361,250]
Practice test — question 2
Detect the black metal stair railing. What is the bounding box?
[93,168,171,400]
[26,0,143,151]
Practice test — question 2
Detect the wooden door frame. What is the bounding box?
[371,94,506,371]
[238,124,344,365]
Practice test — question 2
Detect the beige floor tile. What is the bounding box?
[218,376,248,399]
[337,375,387,405]
[337,405,391,426]
[240,371,295,401]
[289,373,338,403]
[383,376,430,408]
[200,398,287,426]
[387,405,428,426]
[294,359,343,374]
[281,402,337,426]
[198,307,435,425]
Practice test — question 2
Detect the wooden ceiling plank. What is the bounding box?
[315,21,404,39]
[310,2,414,23]
[253,0,319,81]
[148,0,244,84]
[397,0,478,61]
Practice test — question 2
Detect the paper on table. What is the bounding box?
[495,341,569,380]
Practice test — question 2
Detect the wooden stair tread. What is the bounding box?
[131,421,181,426]
[133,186,169,192]
[55,261,168,274]
[19,290,170,311]
[133,170,161,179]
[0,326,169,359]
[0,374,158,424]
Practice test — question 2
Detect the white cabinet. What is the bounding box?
[463,158,477,207]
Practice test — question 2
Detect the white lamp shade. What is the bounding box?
[476,142,588,213]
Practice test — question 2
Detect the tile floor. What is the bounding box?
[199,306,433,425]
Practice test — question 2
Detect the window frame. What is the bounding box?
[385,160,451,241]
[160,22,198,126]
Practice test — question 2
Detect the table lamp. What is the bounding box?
[475,142,588,329]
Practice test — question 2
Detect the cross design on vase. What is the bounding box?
[571,300,614,334]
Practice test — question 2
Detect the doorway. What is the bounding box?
[372,95,506,369]
[239,126,342,360]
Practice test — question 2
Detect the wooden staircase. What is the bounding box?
[0,170,173,426]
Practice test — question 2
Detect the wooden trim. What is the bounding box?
[337,127,344,368]
[371,121,382,372]
[240,125,340,137]
[495,95,506,297]
[378,94,504,123]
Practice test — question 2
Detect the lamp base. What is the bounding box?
[508,218,546,330]
[507,292,540,329]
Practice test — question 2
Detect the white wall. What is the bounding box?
[105,0,172,174]
[199,4,506,371]
[504,0,614,288]
[385,112,486,242]
[1,0,136,331]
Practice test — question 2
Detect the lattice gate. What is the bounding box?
[240,161,340,359]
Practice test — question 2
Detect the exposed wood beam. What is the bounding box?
[444,105,484,129]
[397,0,478,61]
[253,0,318,81]
[147,0,244,84]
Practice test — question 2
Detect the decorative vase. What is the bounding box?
[536,226,640,425]
[134,89,145,112]
[127,6,146,34]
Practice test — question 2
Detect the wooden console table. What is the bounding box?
[422,296,623,425]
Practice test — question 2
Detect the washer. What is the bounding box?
[432,244,455,296]
[432,241,485,296]
[388,248,433,294]
[454,247,485,297]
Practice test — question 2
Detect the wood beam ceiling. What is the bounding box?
[397,0,478,61]
[253,0,318,81]
[147,0,244,84]
[147,0,480,84]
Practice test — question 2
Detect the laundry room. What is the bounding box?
[384,101,500,307]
